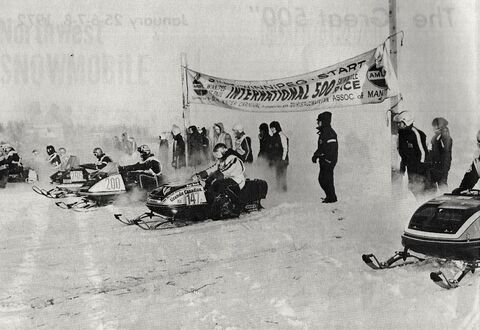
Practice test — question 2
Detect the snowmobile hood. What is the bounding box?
[148,181,201,201]
[423,194,480,210]
[406,193,480,236]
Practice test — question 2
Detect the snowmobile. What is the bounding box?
[114,176,268,230]
[54,165,130,211]
[362,189,480,289]
[53,164,167,211]
[32,167,90,198]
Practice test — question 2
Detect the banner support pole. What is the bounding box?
[181,52,190,167]
[389,0,402,195]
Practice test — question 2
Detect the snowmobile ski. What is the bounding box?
[55,198,98,211]
[32,185,75,199]
[114,212,183,230]
[362,249,424,270]
[430,261,479,289]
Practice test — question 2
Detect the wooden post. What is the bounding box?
[181,53,190,167]
[389,0,401,191]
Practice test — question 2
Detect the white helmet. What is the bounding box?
[393,111,414,126]
[232,123,244,133]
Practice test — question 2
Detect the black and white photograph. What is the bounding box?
[0,0,479,328]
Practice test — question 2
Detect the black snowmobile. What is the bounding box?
[362,189,480,289]
[114,176,268,230]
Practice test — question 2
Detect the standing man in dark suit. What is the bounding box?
[312,111,338,203]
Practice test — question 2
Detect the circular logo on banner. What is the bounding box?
[366,65,387,89]
[193,78,208,96]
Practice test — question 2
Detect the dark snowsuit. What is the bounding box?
[172,132,186,169]
[452,156,480,194]
[200,128,210,164]
[0,152,8,188]
[257,123,272,164]
[234,132,253,163]
[5,150,23,175]
[312,112,338,202]
[398,125,431,196]
[47,152,61,167]
[82,154,113,171]
[121,154,163,189]
[188,126,204,167]
[430,118,452,188]
[270,121,289,192]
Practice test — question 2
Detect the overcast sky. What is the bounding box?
[0,0,477,136]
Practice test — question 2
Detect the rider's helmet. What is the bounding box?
[46,145,56,155]
[137,144,151,161]
[212,143,227,160]
[93,147,104,159]
[2,144,13,152]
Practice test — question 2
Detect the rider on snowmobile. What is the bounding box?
[46,145,61,167]
[2,144,24,177]
[0,147,8,188]
[82,147,113,171]
[196,143,246,210]
[452,130,480,194]
[118,144,163,189]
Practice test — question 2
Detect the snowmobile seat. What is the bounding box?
[237,179,268,205]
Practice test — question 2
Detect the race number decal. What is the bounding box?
[105,177,122,191]
[70,171,84,182]
[185,192,200,205]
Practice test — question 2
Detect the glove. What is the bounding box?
[311,155,318,164]
[197,170,209,180]
[451,187,464,195]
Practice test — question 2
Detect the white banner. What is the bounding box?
[185,45,399,112]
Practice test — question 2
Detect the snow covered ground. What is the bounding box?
[1,177,479,329]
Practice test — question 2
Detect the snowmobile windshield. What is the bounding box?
[408,205,478,234]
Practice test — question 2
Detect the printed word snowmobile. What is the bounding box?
[362,189,480,289]
[114,176,268,230]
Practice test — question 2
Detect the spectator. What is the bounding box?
[113,136,122,150]
[187,126,204,167]
[394,111,431,197]
[257,123,272,165]
[121,132,130,154]
[158,134,169,166]
[270,121,289,192]
[200,127,210,163]
[430,117,452,189]
[171,125,186,169]
[312,111,338,203]
[212,123,233,150]
[232,123,253,163]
